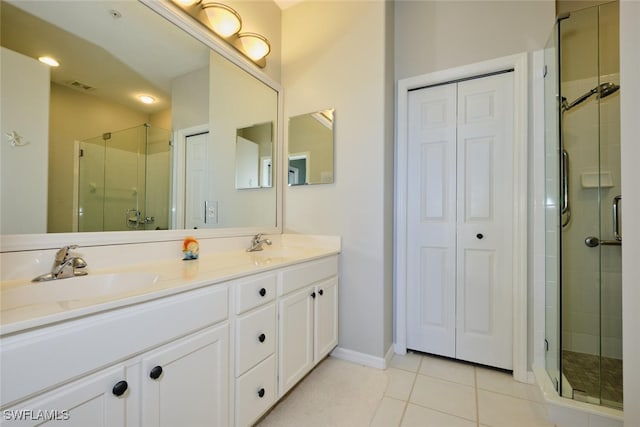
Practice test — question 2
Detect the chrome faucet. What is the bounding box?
[247,234,272,252]
[32,245,88,282]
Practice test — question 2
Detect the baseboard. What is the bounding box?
[330,345,395,370]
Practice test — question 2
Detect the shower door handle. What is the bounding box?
[561,149,571,227]
[613,195,622,241]
[584,236,621,247]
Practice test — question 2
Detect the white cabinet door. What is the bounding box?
[278,286,314,396]
[406,83,458,358]
[455,73,513,370]
[140,323,229,427]
[2,365,127,426]
[406,72,514,370]
[185,131,209,229]
[314,277,338,362]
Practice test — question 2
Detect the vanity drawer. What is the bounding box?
[234,273,276,314]
[235,355,276,427]
[235,303,276,377]
[278,256,338,296]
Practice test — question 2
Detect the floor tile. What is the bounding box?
[478,390,553,427]
[476,367,545,402]
[409,374,477,422]
[385,368,417,401]
[370,397,406,427]
[390,351,422,373]
[400,404,477,427]
[419,355,475,386]
[256,358,386,427]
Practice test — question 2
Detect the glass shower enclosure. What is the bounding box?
[544,1,622,409]
[77,123,171,232]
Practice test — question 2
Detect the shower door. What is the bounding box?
[78,124,171,232]
[545,1,622,409]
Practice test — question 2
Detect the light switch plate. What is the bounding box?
[205,200,218,224]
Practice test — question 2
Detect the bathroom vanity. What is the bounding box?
[0,237,339,426]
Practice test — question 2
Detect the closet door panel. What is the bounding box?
[456,73,514,370]
[406,84,457,357]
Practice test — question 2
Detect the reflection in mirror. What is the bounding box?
[288,109,334,186]
[236,122,273,189]
[0,0,279,236]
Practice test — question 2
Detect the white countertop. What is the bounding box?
[0,240,340,336]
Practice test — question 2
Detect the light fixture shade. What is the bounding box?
[236,33,271,62]
[201,2,241,38]
[38,56,60,67]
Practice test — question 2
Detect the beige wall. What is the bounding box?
[395,1,555,80]
[0,48,49,234]
[283,0,395,359]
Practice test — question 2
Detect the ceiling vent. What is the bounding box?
[67,80,96,92]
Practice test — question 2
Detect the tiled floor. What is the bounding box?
[372,352,552,427]
[258,352,554,427]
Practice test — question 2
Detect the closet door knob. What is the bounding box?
[257,388,265,398]
[259,287,267,297]
[311,292,316,299]
[112,380,128,397]
[318,289,324,296]
[149,365,163,380]
[476,233,484,240]
[258,333,266,343]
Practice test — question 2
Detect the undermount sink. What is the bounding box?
[1,272,161,311]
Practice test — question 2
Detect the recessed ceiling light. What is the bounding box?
[139,95,156,104]
[38,56,60,67]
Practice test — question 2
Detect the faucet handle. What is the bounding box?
[55,244,79,263]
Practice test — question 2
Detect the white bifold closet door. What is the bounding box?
[406,72,514,370]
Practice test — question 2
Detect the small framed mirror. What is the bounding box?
[235,122,273,189]
[288,109,334,185]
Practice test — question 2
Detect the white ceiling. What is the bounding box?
[2,1,210,114]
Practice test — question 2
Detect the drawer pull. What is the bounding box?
[318,289,324,296]
[149,365,163,380]
[112,380,128,397]
[258,333,266,343]
[259,287,267,297]
[311,291,316,299]
[257,388,265,398]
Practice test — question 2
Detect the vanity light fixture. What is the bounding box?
[38,56,60,67]
[235,33,270,62]
[170,0,271,68]
[201,2,241,37]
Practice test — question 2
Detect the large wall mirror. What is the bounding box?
[288,109,334,185]
[0,0,280,247]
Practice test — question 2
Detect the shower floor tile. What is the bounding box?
[562,350,623,408]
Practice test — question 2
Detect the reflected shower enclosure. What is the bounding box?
[544,1,622,409]
[76,124,171,232]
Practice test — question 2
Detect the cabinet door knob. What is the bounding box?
[112,380,128,397]
[476,233,484,240]
[258,333,266,343]
[318,289,324,296]
[257,388,265,398]
[149,365,163,380]
[259,287,267,297]
[311,291,316,299]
